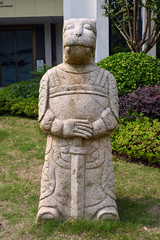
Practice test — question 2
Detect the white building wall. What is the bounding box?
[63,0,97,20]
[44,21,63,65]
[147,45,157,57]
[63,0,109,63]
[96,0,109,62]
[142,0,157,57]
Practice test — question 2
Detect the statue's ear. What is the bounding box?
[90,19,96,26]
[63,19,75,34]
[88,19,96,36]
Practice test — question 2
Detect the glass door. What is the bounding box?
[0,31,17,85]
[0,29,34,86]
[16,30,33,82]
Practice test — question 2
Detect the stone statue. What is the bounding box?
[36,18,119,221]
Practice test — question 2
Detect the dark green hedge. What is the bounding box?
[97,52,160,96]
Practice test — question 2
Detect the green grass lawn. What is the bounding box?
[0,115,160,240]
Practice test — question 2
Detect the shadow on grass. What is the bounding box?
[117,197,160,225]
[31,197,160,239]
[0,129,9,140]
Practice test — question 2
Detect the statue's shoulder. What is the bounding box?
[96,65,118,98]
[43,64,63,78]
[49,63,63,73]
[39,65,62,121]
[96,65,116,81]
[93,65,117,91]
[94,65,119,118]
[99,67,119,121]
[40,64,63,87]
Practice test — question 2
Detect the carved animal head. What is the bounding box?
[63,18,96,64]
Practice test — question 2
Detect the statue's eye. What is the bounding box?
[65,24,74,30]
[84,24,93,31]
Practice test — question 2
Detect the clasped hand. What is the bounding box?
[63,119,93,139]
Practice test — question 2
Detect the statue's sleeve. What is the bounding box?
[39,71,55,133]
[92,71,119,137]
[108,72,119,122]
[39,71,49,123]
[39,70,64,136]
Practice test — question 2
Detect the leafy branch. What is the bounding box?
[102,0,160,53]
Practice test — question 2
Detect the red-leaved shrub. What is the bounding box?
[119,85,160,120]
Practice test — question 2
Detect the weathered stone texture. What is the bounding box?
[36,18,119,221]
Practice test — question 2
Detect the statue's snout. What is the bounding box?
[75,26,83,37]
[76,32,82,37]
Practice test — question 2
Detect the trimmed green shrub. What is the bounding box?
[0,64,56,118]
[97,52,160,96]
[10,97,38,118]
[0,80,39,118]
[9,80,39,99]
[111,115,160,165]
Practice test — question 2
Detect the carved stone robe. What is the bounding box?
[37,63,119,220]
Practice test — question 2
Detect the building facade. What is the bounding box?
[0,0,109,86]
[0,0,64,86]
